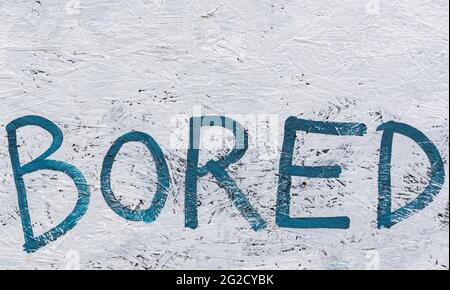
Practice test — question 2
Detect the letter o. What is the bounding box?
[101,131,170,223]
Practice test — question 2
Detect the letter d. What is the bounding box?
[377,121,445,229]
[6,116,90,253]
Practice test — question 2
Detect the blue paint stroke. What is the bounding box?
[377,121,445,228]
[101,131,170,223]
[185,116,267,231]
[6,116,90,253]
[276,117,367,229]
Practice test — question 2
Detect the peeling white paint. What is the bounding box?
[0,0,448,269]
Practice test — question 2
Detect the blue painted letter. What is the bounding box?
[377,121,445,228]
[276,117,367,229]
[185,116,266,231]
[6,116,90,253]
[101,131,170,223]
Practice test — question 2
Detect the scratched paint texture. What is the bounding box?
[0,0,449,269]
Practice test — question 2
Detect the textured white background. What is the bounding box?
[0,0,448,269]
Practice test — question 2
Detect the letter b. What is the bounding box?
[6,116,90,253]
